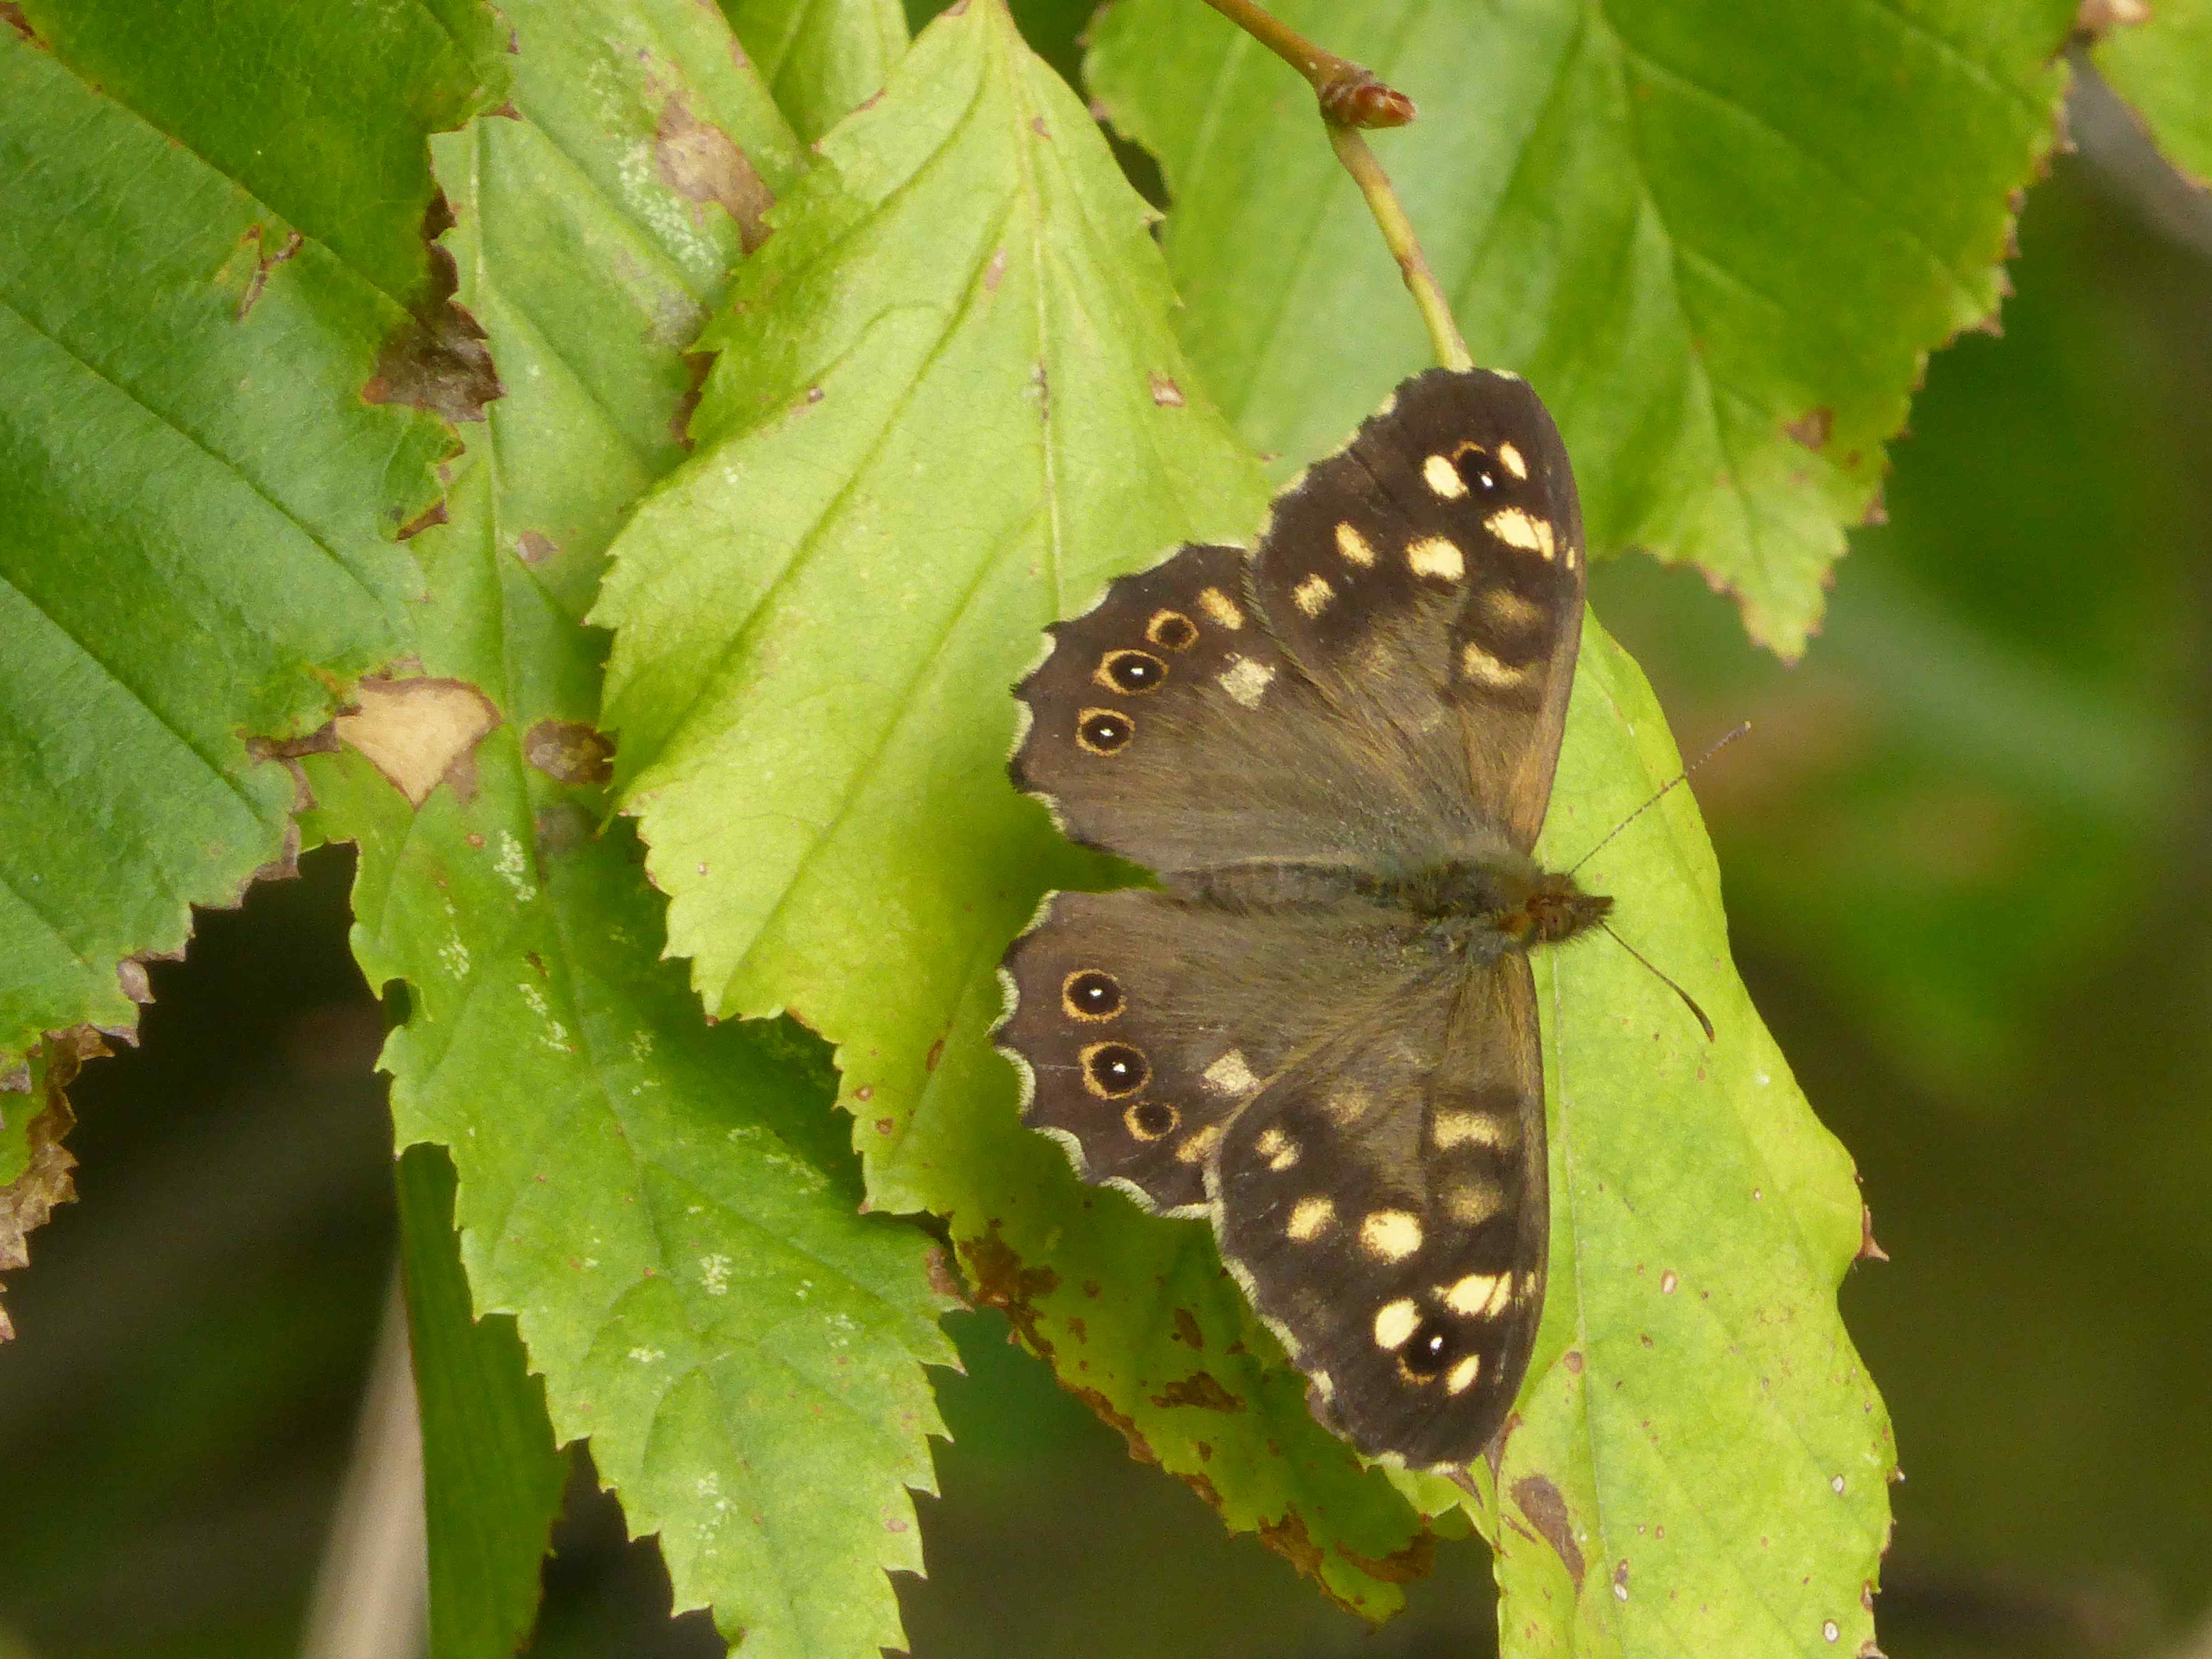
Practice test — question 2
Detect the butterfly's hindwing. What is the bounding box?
[1210,956,1548,1468]
[999,890,1442,1216]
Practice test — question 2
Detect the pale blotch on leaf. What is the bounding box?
[334,677,501,807]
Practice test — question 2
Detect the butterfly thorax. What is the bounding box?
[1354,855,1611,955]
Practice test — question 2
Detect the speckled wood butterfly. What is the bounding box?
[995,368,1606,1470]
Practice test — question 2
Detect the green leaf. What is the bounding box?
[1086,0,2075,657]
[15,0,511,305]
[398,1143,567,1659]
[0,19,495,1078]
[1467,621,1892,1657]
[726,0,909,143]
[2094,0,2212,187]
[595,0,1457,1615]
[303,4,949,1654]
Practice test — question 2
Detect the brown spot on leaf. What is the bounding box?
[960,1222,1059,1356]
[1511,1475,1586,1592]
[1255,1513,1364,1616]
[1151,1371,1243,1413]
[1336,1532,1436,1585]
[1172,1308,1203,1350]
[670,351,713,450]
[1148,371,1184,407]
[923,1244,967,1307]
[335,677,501,808]
[0,3,38,42]
[396,498,450,540]
[363,194,501,426]
[116,959,152,1006]
[656,94,774,253]
[232,225,304,322]
[0,1031,101,1340]
[1783,407,1834,450]
[1069,1386,1155,1463]
[1858,1205,1890,1263]
[925,1037,945,1073]
[523,719,614,788]
[1065,1316,1085,1342]
[514,530,558,566]
[1030,114,1050,138]
[983,248,1008,293]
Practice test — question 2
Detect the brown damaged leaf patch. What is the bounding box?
[1510,1473,1586,1593]
[523,719,615,788]
[1068,1385,1157,1464]
[656,94,773,254]
[513,530,558,566]
[1170,1306,1203,1349]
[1336,1531,1437,1586]
[959,1222,1059,1357]
[1256,1512,1361,1617]
[0,3,38,43]
[1784,406,1835,450]
[362,193,502,426]
[0,1030,101,1341]
[1149,1371,1243,1413]
[230,225,304,322]
[335,677,502,807]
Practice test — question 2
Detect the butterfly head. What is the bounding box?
[1508,869,1612,949]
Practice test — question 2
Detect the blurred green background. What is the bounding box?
[2,36,2208,1659]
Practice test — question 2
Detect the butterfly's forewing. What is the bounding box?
[1210,955,1547,1468]
[1010,543,1460,876]
[1251,368,1585,852]
[1000,890,1440,1215]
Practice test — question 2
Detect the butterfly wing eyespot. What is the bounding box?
[1076,708,1132,754]
[1125,1100,1178,1141]
[1081,1041,1149,1098]
[1061,970,1124,1021]
[1145,609,1198,650]
[1097,648,1168,694]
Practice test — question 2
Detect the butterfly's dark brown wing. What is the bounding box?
[1209,951,1548,1469]
[1251,367,1584,853]
[998,888,1442,1215]
[1010,543,1463,876]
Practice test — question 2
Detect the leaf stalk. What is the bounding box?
[1198,0,1472,372]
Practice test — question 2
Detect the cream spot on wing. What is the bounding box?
[1481,588,1544,631]
[1254,1126,1301,1172]
[1432,1112,1514,1151]
[1460,642,1526,689]
[1203,1050,1258,1096]
[1176,1123,1223,1165]
[1406,537,1464,581]
[1292,573,1334,616]
[1487,507,1556,561]
[1335,522,1375,566]
[1446,1353,1483,1394]
[1496,441,1528,480]
[1287,1195,1336,1240]
[1197,586,1244,628]
[1564,542,1580,572]
[1444,1272,1510,1318]
[1216,656,1274,708]
[1443,1181,1503,1225]
[1422,454,1467,499]
[1360,1210,1424,1262]
[1372,1298,1420,1350]
[1323,1087,1372,1125]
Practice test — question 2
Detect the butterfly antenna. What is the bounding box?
[1600,923,1715,1043]
[1567,720,1750,876]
